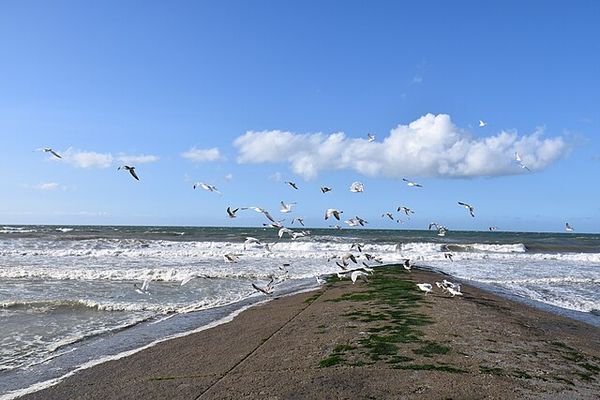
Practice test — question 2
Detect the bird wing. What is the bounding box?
[49,150,62,159]
[129,169,140,180]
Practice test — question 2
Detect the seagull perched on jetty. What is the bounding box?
[285,181,298,190]
[349,181,364,193]
[416,283,432,294]
[515,152,531,172]
[280,201,296,213]
[38,147,62,159]
[367,133,375,142]
[402,178,423,188]
[565,223,574,232]
[320,186,332,193]
[479,120,487,127]
[194,182,221,194]
[226,207,239,218]
[325,208,343,220]
[118,165,139,181]
[458,201,475,217]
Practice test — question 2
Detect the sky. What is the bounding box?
[0,0,599,232]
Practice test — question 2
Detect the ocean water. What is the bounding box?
[1,225,599,397]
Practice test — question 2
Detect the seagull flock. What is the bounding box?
[36,138,575,297]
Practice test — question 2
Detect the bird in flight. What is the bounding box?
[325,209,343,220]
[226,207,239,218]
[39,147,62,159]
[479,120,487,127]
[349,181,364,193]
[291,217,305,226]
[416,283,432,294]
[565,223,574,232]
[402,178,423,188]
[458,201,475,217]
[118,165,140,181]
[367,133,375,142]
[397,206,414,216]
[194,182,221,194]
[280,201,296,213]
[381,212,394,220]
[514,152,531,172]
[285,181,298,190]
[320,186,332,193]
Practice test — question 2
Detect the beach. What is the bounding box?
[19,265,600,400]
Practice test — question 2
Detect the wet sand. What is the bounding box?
[20,265,600,399]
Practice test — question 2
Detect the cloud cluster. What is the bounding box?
[34,182,62,191]
[117,154,159,165]
[181,147,223,162]
[61,148,114,168]
[233,114,568,180]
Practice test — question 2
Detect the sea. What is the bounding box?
[1,225,599,398]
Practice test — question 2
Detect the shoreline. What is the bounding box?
[14,265,600,399]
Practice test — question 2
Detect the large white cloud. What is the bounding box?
[181,147,223,162]
[117,153,159,165]
[233,114,568,180]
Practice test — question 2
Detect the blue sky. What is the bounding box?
[0,0,598,232]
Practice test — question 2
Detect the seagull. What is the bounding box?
[278,227,294,238]
[428,222,439,230]
[351,270,369,284]
[118,165,139,181]
[280,201,296,213]
[444,252,454,262]
[402,178,422,188]
[402,259,411,271]
[447,286,463,297]
[349,181,364,193]
[416,283,433,294]
[479,120,487,127]
[458,201,475,218]
[341,253,358,265]
[397,206,414,216]
[345,217,364,227]
[565,223,574,232]
[244,237,262,249]
[367,133,375,142]
[514,152,531,172]
[350,243,364,252]
[133,277,151,295]
[226,207,239,218]
[325,209,343,220]
[320,186,332,193]
[381,212,394,220]
[223,253,240,263]
[243,207,277,224]
[329,224,342,230]
[291,217,305,226]
[40,148,62,159]
[285,181,299,190]
[194,182,221,194]
[316,276,326,285]
[252,279,274,296]
[436,226,448,237]
[488,226,498,231]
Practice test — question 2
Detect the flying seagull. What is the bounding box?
[349,181,364,193]
[291,217,305,226]
[133,277,151,295]
[458,201,475,218]
[397,206,414,216]
[194,182,221,194]
[223,253,240,263]
[381,212,394,220]
[280,201,296,213]
[226,207,239,218]
[118,165,139,181]
[367,133,375,142]
[565,223,574,232]
[39,148,62,159]
[514,152,531,172]
[351,270,369,284]
[489,226,498,231]
[252,278,275,296]
[479,120,487,127]
[320,186,332,193]
[402,178,422,188]
[325,208,343,220]
[285,181,299,190]
[444,253,454,262]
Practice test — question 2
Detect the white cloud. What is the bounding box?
[233,113,569,180]
[224,173,233,181]
[117,153,159,165]
[34,182,62,191]
[181,147,223,162]
[62,148,113,168]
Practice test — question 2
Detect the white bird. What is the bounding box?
[39,147,62,159]
[285,181,299,190]
[349,181,364,193]
[118,165,140,181]
[329,224,342,230]
[134,277,151,295]
[180,274,195,286]
[397,206,414,216]
[223,253,240,263]
[350,243,364,252]
[565,223,574,232]
[351,270,369,284]
[280,201,296,213]
[514,152,531,172]
[194,182,221,194]
[341,252,358,266]
[458,201,475,218]
[402,178,423,188]
[345,217,367,227]
[416,283,432,294]
[479,120,487,127]
[226,207,239,218]
[437,226,448,237]
[278,227,294,238]
[381,212,394,220]
[252,280,274,296]
[244,237,262,249]
[320,186,332,193]
[243,206,278,224]
[316,276,326,285]
[444,252,454,262]
[325,209,343,220]
[447,286,463,297]
[367,133,375,142]
[402,259,411,271]
[488,226,498,231]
